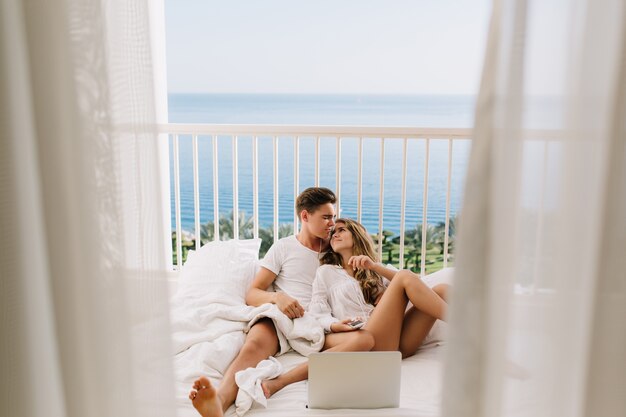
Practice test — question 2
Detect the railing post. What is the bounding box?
[233,135,239,239]
[212,135,219,241]
[336,137,342,217]
[420,139,430,277]
[173,134,182,269]
[357,137,363,223]
[294,136,300,232]
[399,138,408,268]
[315,136,320,187]
[377,138,385,262]
[253,136,259,240]
[444,139,453,268]
[273,136,279,243]
[192,134,200,249]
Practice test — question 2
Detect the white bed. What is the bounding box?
[170,238,451,417]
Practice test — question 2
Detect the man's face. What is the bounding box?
[302,203,336,239]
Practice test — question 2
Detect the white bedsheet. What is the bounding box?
[175,342,446,417]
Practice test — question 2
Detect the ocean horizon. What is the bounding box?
[168,93,474,236]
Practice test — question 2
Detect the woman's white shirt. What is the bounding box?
[308,264,375,333]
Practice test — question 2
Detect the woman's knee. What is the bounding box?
[432,284,450,301]
[391,270,409,287]
[394,269,419,283]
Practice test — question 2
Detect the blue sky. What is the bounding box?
[165,0,491,94]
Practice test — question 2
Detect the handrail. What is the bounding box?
[158,123,473,138]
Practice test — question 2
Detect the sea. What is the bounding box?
[168,94,475,236]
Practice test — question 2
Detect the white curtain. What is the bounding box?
[443,0,625,416]
[0,1,175,417]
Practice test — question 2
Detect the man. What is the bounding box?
[189,187,337,417]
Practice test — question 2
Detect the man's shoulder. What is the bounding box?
[276,235,319,257]
[277,234,297,244]
[270,234,297,249]
[263,235,295,255]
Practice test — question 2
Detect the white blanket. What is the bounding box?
[235,357,283,416]
[171,283,324,414]
[245,303,325,356]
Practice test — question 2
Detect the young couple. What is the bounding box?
[189,187,450,417]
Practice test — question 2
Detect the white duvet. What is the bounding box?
[171,278,325,416]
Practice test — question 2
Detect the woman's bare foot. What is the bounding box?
[260,378,284,399]
[189,377,223,417]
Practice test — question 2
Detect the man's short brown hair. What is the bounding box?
[296,187,336,218]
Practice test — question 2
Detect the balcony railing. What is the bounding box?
[159,124,472,275]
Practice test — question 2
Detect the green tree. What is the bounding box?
[219,210,254,240]
[433,214,457,264]
[371,230,396,264]
[395,224,441,271]
[199,221,215,244]
[171,231,195,265]
[199,210,255,244]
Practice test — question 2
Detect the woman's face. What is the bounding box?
[330,222,354,253]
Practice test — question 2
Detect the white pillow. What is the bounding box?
[177,238,262,303]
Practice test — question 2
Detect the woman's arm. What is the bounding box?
[348,255,397,280]
[308,270,340,333]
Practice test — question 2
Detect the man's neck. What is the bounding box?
[296,229,323,252]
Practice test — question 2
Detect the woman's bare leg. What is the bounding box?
[397,307,437,357]
[365,270,447,351]
[396,270,448,321]
[433,283,450,301]
[397,283,451,357]
[261,330,374,397]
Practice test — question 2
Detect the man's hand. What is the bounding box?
[347,255,376,271]
[274,292,305,319]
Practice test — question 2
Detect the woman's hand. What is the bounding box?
[330,317,363,333]
[348,255,376,271]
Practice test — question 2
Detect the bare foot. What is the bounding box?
[260,378,283,399]
[189,377,223,417]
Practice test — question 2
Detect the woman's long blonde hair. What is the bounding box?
[320,218,385,305]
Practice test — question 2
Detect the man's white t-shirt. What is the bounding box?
[258,235,323,309]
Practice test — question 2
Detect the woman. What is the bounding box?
[261,218,450,398]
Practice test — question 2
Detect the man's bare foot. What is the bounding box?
[189,377,223,417]
[260,378,283,399]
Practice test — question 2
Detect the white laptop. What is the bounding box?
[308,351,401,409]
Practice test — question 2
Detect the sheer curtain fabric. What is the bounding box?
[0,1,175,417]
[443,1,626,417]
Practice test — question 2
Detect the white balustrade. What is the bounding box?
[159,124,472,274]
